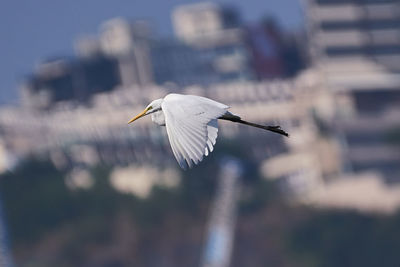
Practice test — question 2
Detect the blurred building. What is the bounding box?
[169,3,294,83]
[20,3,304,109]
[305,0,400,184]
[20,56,120,109]
[150,38,254,87]
[158,3,255,86]
[6,70,400,212]
[99,19,154,87]
[307,0,400,71]
[3,73,340,201]
[172,2,241,44]
[246,20,286,79]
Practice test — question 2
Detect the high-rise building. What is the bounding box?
[166,3,256,85]
[305,0,400,182]
[307,0,400,72]
[99,18,154,87]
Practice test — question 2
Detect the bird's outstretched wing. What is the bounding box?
[162,94,229,169]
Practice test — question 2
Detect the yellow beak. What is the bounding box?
[128,107,150,124]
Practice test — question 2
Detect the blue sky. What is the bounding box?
[0,0,303,104]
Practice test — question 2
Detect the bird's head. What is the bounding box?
[128,98,163,124]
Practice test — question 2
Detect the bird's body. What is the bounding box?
[128,93,288,169]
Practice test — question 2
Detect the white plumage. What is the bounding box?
[128,93,288,169]
[162,94,228,169]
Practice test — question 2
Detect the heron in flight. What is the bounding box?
[128,94,288,169]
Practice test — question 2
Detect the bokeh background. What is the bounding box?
[1,0,400,266]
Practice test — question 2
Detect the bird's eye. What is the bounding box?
[147,106,153,110]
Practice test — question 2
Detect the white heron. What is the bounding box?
[128,94,288,169]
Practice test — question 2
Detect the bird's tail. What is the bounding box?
[219,113,289,137]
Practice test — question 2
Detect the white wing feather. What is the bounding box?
[162,94,229,169]
[205,119,218,156]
